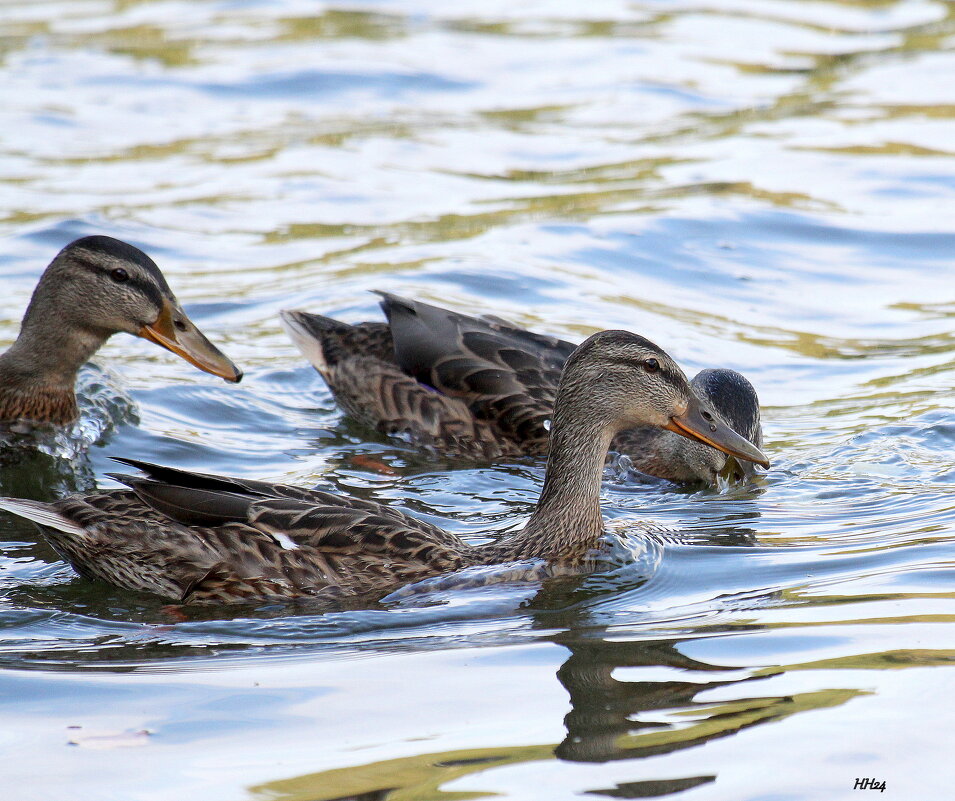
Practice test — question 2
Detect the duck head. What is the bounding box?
[22,235,242,384]
[557,330,769,469]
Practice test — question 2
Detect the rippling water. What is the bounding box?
[1,1,954,799]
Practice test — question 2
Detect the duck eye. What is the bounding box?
[643,358,660,373]
[110,268,130,283]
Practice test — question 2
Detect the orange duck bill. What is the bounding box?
[664,395,769,469]
[138,300,242,383]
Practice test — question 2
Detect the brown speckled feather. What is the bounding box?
[323,356,522,459]
[0,385,78,427]
[15,460,474,603]
[282,295,571,459]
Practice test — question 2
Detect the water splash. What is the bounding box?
[0,363,137,464]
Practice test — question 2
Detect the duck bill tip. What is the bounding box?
[665,411,770,470]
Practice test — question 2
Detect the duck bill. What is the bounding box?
[138,301,242,383]
[665,396,769,469]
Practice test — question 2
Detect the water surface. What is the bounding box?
[1,1,954,799]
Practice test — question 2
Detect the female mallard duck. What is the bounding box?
[281,293,763,485]
[0,236,241,427]
[0,330,768,603]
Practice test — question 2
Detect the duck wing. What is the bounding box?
[109,461,471,599]
[380,292,575,453]
[281,314,523,458]
[282,302,570,458]
[323,359,532,459]
[113,458,459,543]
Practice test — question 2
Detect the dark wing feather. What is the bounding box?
[242,497,470,594]
[380,292,573,454]
[111,457,277,497]
[111,461,459,534]
[108,474,262,526]
[380,291,575,390]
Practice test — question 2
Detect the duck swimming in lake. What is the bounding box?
[281,293,763,485]
[0,330,768,604]
[0,236,242,428]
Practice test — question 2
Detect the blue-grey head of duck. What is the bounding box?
[0,236,242,426]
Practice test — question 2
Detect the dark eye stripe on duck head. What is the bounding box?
[65,236,174,306]
[573,331,689,395]
[648,363,686,395]
[597,354,686,391]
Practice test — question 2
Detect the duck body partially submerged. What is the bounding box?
[0,236,242,429]
[0,330,769,603]
[282,293,763,484]
[6,459,471,604]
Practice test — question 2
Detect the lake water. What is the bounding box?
[1,1,954,799]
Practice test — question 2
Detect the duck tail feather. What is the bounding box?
[279,309,349,374]
[0,498,88,539]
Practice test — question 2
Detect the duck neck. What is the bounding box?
[0,299,109,424]
[481,407,615,564]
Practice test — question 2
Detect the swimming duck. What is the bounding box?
[281,293,763,485]
[0,330,768,603]
[0,236,242,427]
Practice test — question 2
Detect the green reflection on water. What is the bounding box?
[248,684,862,801]
[251,744,552,801]
[279,10,408,42]
[762,648,955,673]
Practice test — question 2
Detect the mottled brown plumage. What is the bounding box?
[0,331,770,604]
[0,386,78,428]
[281,293,763,484]
[0,236,242,428]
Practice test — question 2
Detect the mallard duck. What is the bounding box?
[0,236,241,427]
[0,330,769,603]
[281,293,763,485]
